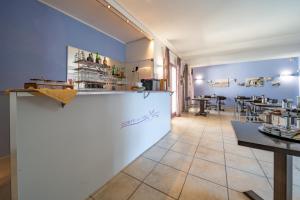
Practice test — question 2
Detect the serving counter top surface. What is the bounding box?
[8,89,172,97]
[77,90,172,95]
[3,89,172,97]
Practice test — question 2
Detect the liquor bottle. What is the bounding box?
[87,53,92,62]
[91,53,94,62]
[80,51,85,61]
[103,57,107,66]
[112,65,115,75]
[95,52,100,64]
[116,67,119,76]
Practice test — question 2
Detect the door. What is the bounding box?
[171,65,177,116]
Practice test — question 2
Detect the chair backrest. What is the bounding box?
[217,96,226,100]
[269,99,278,104]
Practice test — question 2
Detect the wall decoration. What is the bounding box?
[264,77,273,82]
[238,82,245,86]
[271,80,281,87]
[121,109,160,128]
[207,79,229,88]
[245,77,264,87]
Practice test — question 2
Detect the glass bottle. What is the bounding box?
[95,52,100,64]
[103,57,107,66]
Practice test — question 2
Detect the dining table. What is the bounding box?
[192,97,211,116]
[231,121,300,200]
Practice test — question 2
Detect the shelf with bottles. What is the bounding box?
[67,46,127,90]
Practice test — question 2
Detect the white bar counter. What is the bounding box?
[9,90,171,200]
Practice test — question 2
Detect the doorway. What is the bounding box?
[171,65,177,116]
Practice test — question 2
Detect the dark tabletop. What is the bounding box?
[231,121,300,156]
[250,102,282,108]
[192,98,210,101]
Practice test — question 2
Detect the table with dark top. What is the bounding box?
[231,121,300,200]
[192,98,210,116]
[250,102,282,112]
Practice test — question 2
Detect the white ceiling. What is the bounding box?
[114,0,300,66]
[39,0,145,43]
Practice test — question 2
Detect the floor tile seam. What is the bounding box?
[197,144,224,153]
[224,151,256,160]
[169,147,198,157]
[136,137,178,196]
[157,160,189,174]
[226,165,267,178]
[142,139,178,182]
[175,139,200,146]
[188,171,228,188]
[225,151,264,162]
[193,155,225,166]
[250,148,274,189]
[220,121,230,200]
[125,180,143,200]
[177,127,206,199]
[122,171,177,200]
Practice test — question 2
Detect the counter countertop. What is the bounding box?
[6,89,172,97]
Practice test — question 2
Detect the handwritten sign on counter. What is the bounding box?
[121,109,160,128]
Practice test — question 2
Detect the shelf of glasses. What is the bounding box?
[75,80,127,85]
[74,60,111,69]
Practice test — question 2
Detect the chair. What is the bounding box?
[185,96,198,112]
[217,96,226,111]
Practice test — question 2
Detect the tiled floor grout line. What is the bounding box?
[143,147,239,190]
[250,148,274,189]
[177,125,206,199]
[124,176,143,200]
[126,135,181,200]
[219,114,230,200]
[122,171,177,200]
[148,136,185,198]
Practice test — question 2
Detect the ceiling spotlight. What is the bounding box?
[140,30,143,33]
[107,5,111,8]
[126,19,129,23]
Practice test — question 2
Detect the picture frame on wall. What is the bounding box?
[208,79,229,88]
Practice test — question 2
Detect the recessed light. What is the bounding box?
[140,30,143,33]
[126,19,129,23]
[107,5,111,8]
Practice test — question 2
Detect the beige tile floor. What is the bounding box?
[89,111,300,200]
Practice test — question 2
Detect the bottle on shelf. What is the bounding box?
[112,65,116,75]
[95,52,100,64]
[80,51,85,61]
[116,66,119,77]
[74,52,79,62]
[90,53,94,62]
[103,57,108,67]
[87,53,92,62]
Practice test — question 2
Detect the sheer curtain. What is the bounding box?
[163,47,185,117]
[163,47,170,90]
[176,57,182,116]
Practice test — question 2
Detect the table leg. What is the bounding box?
[274,152,293,200]
[243,191,263,200]
[195,100,207,116]
[242,153,293,200]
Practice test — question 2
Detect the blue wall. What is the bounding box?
[193,58,299,106]
[0,0,126,90]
